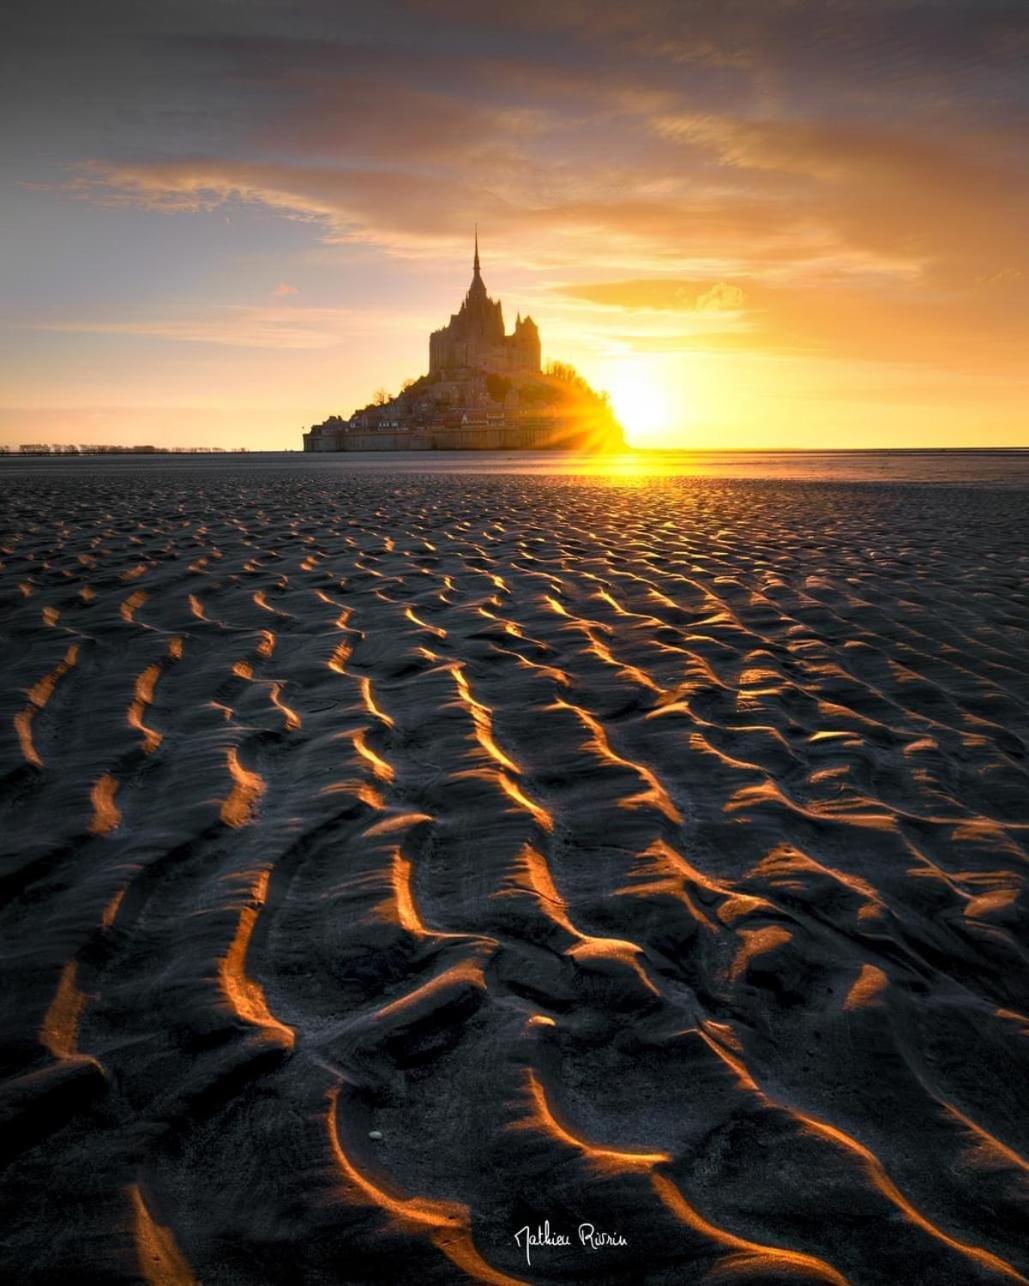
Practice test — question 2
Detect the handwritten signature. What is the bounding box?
[513,1221,628,1266]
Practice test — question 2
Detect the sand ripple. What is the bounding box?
[1,469,1027,1283]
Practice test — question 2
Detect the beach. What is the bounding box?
[1,454,1027,1284]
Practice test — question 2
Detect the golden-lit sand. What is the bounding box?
[1,463,1028,1284]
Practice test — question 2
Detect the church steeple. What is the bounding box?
[428,228,539,375]
[466,224,487,305]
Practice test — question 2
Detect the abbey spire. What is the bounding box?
[467,225,487,302]
[428,230,541,376]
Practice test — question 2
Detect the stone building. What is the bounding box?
[303,232,623,453]
[428,232,540,376]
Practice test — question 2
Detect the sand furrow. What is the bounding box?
[1,466,1027,1283]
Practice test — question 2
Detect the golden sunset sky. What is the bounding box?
[2,0,1027,449]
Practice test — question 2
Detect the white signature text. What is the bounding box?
[513,1221,628,1266]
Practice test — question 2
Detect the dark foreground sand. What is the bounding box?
[1,465,1027,1285]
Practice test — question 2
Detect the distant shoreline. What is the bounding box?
[4,445,1027,458]
[5,447,1029,491]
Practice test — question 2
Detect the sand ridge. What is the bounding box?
[0,467,1027,1284]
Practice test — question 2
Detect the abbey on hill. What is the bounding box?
[303,234,623,452]
[429,234,540,376]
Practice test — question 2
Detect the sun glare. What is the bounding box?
[605,358,678,447]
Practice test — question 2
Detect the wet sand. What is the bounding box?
[1,463,1027,1284]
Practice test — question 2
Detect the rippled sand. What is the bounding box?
[1,467,1027,1284]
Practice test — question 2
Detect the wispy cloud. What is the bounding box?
[29,303,411,350]
[3,0,1027,445]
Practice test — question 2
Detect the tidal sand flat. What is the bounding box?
[1,460,1027,1285]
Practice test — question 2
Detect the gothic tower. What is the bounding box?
[429,233,541,376]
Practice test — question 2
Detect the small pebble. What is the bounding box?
[368,1130,383,1141]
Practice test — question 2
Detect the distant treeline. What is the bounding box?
[6,445,248,455]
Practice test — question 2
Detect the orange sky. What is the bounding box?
[2,0,1027,450]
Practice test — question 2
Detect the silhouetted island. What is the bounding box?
[303,233,624,452]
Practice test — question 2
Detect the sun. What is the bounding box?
[605,358,677,446]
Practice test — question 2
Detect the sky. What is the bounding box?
[1,0,1027,450]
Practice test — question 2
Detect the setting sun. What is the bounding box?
[606,358,677,446]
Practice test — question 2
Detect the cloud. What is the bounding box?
[65,159,510,251]
[557,271,1029,374]
[64,155,883,282]
[34,0,1027,295]
[559,279,748,312]
[29,303,406,350]
[652,111,1029,285]
[696,282,745,311]
[259,76,554,165]
[4,0,1028,445]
